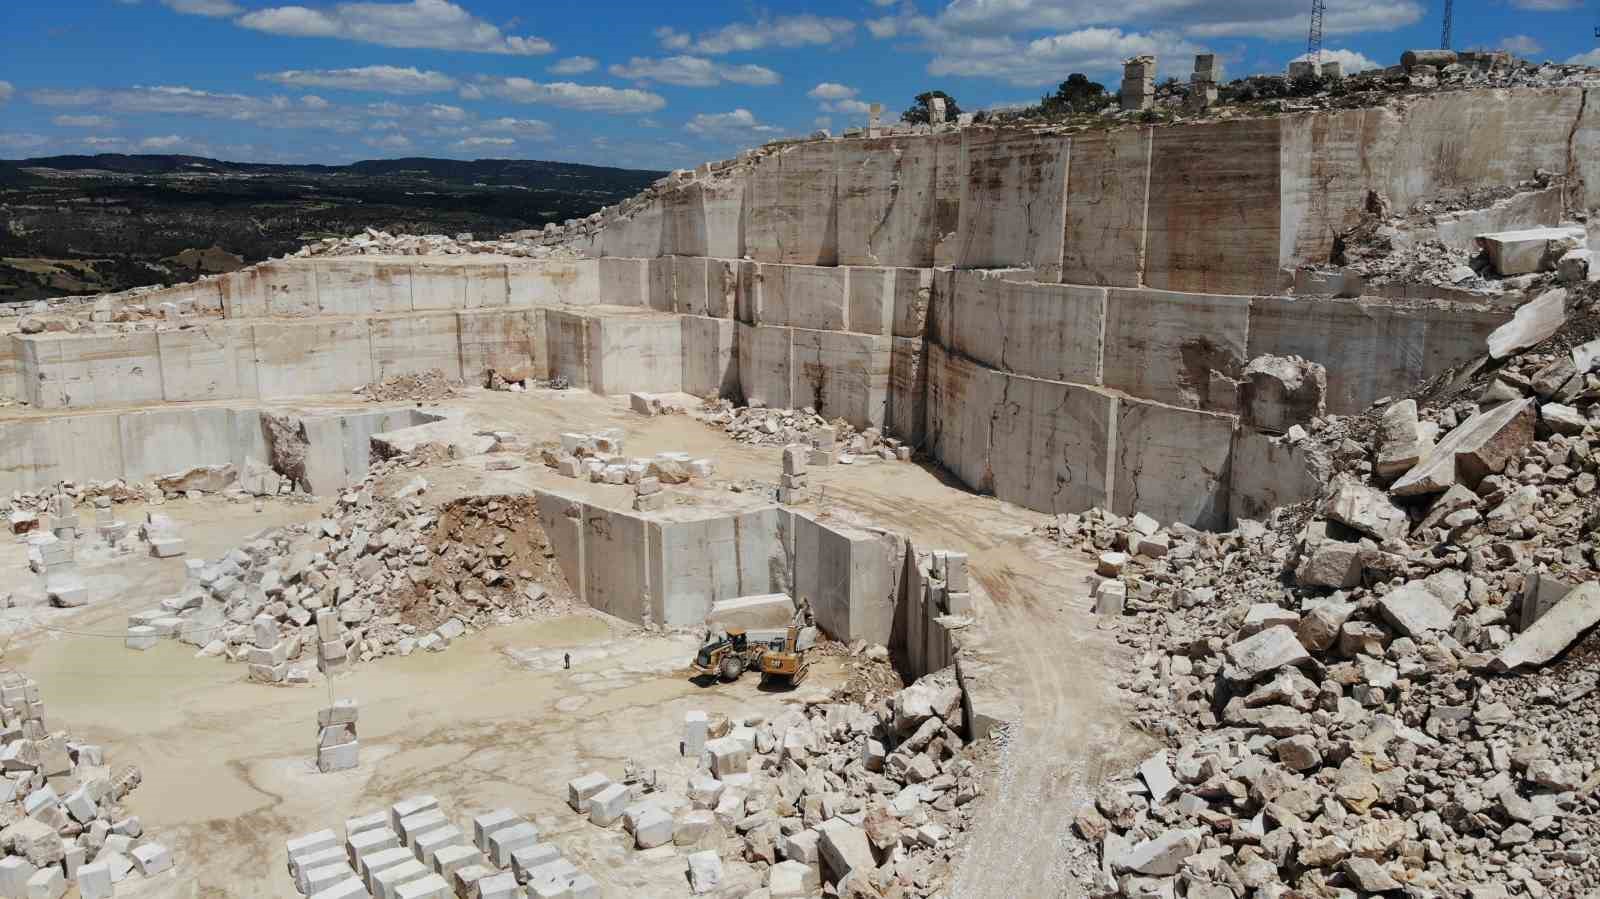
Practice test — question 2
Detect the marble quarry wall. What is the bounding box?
[7,86,1593,532]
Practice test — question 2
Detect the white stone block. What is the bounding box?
[310,876,369,899]
[702,736,750,779]
[305,861,355,895]
[149,536,186,558]
[686,850,722,894]
[486,821,538,868]
[393,872,450,899]
[411,824,463,867]
[397,809,448,847]
[348,827,398,865]
[388,795,439,834]
[475,872,520,899]
[76,861,112,899]
[359,846,413,884]
[587,783,629,826]
[295,848,347,893]
[566,772,610,813]
[633,805,674,849]
[24,867,63,899]
[511,843,561,882]
[0,851,35,895]
[471,809,520,853]
[371,858,428,899]
[430,843,481,879]
[683,710,708,758]
[124,626,159,651]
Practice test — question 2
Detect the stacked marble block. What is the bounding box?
[317,609,352,676]
[286,795,598,899]
[139,513,186,559]
[1188,53,1219,111]
[35,531,86,609]
[810,427,838,467]
[927,551,973,617]
[246,613,292,684]
[93,497,128,545]
[633,476,664,513]
[1120,55,1156,111]
[317,699,359,773]
[779,445,809,505]
[123,605,187,651]
[0,675,174,899]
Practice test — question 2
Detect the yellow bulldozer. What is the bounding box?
[691,623,812,687]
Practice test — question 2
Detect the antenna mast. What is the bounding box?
[1307,0,1325,62]
[1441,0,1454,49]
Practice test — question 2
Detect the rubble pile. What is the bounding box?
[125,456,578,676]
[538,430,717,497]
[354,368,461,404]
[1321,176,1595,300]
[296,227,584,260]
[565,668,980,897]
[0,672,171,897]
[1052,300,1600,897]
[697,400,912,462]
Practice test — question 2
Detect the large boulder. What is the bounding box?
[1497,583,1600,670]
[1391,398,1534,496]
[1239,355,1327,434]
[1373,399,1425,480]
[1376,581,1456,638]
[1321,481,1409,542]
[1225,626,1310,680]
[155,464,237,494]
[1487,288,1567,359]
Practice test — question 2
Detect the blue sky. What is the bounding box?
[1,0,1597,170]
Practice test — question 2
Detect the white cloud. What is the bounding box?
[238,0,553,55]
[30,84,360,132]
[0,82,13,105]
[470,77,666,114]
[609,56,780,87]
[364,133,413,150]
[52,115,115,128]
[870,0,1420,65]
[866,17,901,39]
[684,108,783,144]
[548,56,597,75]
[138,134,189,150]
[828,99,873,115]
[481,117,553,139]
[813,115,832,130]
[807,82,857,101]
[1290,48,1380,73]
[161,0,241,16]
[260,65,457,94]
[1568,48,1600,66]
[422,103,467,122]
[453,136,515,151]
[0,133,50,152]
[82,136,128,149]
[301,95,330,109]
[1498,35,1543,57]
[927,27,1205,85]
[1512,0,1580,8]
[655,15,855,55]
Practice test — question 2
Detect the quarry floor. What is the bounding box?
[0,387,1152,898]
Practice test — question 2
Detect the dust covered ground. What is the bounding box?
[0,385,1140,897]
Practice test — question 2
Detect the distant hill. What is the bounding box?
[0,153,664,302]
